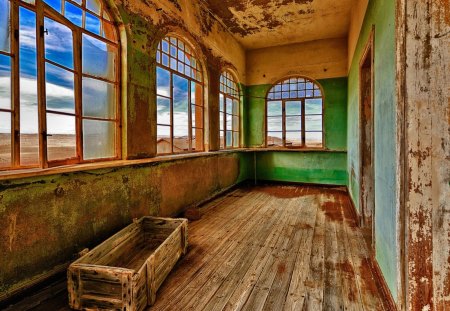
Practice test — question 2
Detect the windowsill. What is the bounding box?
[252,147,347,153]
[0,149,252,182]
[0,147,345,181]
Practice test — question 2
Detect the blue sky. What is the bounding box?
[0,1,112,134]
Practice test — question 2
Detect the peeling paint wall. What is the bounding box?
[0,0,252,300]
[402,0,450,308]
[347,0,398,301]
[0,152,253,299]
[347,0,369,71]
[205,0,353,50]
[246,77,347,185]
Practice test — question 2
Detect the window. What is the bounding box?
[0,0,120,170]
[156,35,204,155]
[219,71,240,149]
[266,77,323,148]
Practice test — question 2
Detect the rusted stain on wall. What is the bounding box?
[404,0,450,308]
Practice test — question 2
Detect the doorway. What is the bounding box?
[359,29,375,254]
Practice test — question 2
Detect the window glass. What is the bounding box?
[219,71,240,149]
[2,0,119,170]
[0,0,10,53]
[19,7,39,166]
[156,36,204,154]
[266,77,323,148]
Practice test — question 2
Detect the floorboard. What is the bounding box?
[4,185,389,311]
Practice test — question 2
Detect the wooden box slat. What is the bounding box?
[68,216,188,311]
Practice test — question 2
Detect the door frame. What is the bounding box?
[358,27,375,252]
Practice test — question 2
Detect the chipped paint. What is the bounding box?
[204,0,353,49]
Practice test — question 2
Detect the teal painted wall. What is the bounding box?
[347,0,398,300]
[245,77,348,185]
[256,151,348,185]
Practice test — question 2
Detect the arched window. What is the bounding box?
[156,35,204,155]
[0,0,120,170]
[266,76,323,148]
[219,71,240,149]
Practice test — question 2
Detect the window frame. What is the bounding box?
[265,76,325,149]
[0,0,121,171]
[156,34,205,156]
[219,70,240,149]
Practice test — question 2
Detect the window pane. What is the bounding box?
[86,0,101,15]
[65,1,82,27]
[305,115,322,131]
[43,0,61,12]
[232,116,239,131]
[46,113,76,161]
[192,127,203,151]
[85,12,101,35]
[233,132,239,147]
[286,101,301,115]
[219,93,224,112]
[45,62,75,113]
[157,125,171,154]
[156,66,170,97]
[101,20,116,42]
[233,99,239,115]
[0,54,11,110]
[157,96,170,125]
[82,77,115,119]
[0,0,10,53]
[0,111,11,168]
[267,101,281,116]
[191,105,203,128]
[44,17,73,69]
[305,132,322,147]
[219,131,224,149]
[305,98,322,115]
[173,75,188,150]
[286,131,302,146]
[286,116,301,131]
[19,8,39,166]
[267,116,282,132]
[226,114,232,130]
[226,97,232,114]
[83,119,115,160]
[82,34,116,81]
[226,131,232,147]
[219,112,224,131]
[267,131,282,146]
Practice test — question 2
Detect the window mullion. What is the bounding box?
[282,100,286,147]
[187,81,192,151]
[73,27,83,161]
[301,98,306,147]
[170,73,174,154]
[36,1,48,168]
[11,1,20,167]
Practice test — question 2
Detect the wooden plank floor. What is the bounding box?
[4,185,389,311]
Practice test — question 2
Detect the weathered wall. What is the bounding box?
[246,38,348,85]
[0,0,252,300]
[115,0,246,158]
[0,152,253,299]
[246,77,348,185]
[400,0,450,309]
[346,0,398,301]
[255,151,347,185]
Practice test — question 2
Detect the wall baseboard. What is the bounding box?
[370,256,398,310]
[0,262,69,307]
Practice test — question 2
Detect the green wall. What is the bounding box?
[245,77,348,185]
[347,0,398,300]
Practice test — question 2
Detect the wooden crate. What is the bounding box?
[67,217,188,311]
